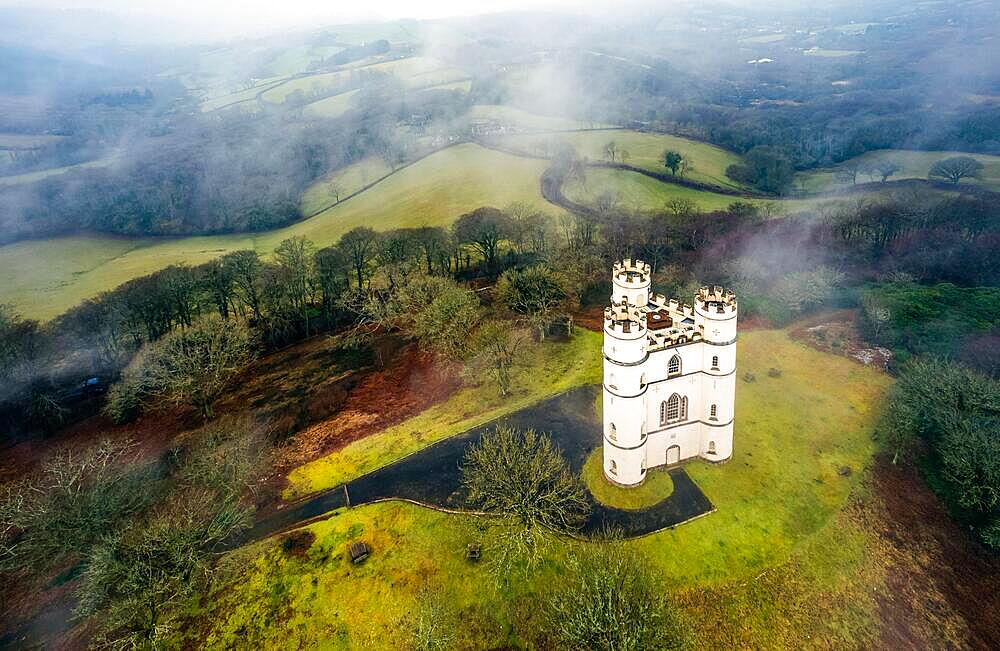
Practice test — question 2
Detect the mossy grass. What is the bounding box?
[581,448,674,511]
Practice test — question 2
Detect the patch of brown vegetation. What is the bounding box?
[871,456,1000,650]
[280,530,316,558]
[790,309,892,370]
[573,306,605,332]
[274,346,461,470]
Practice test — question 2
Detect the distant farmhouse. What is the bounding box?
[602,260,738,486]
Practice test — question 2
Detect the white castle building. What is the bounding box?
[602,259,738,487]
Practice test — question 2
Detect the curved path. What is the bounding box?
[238,385,714,546]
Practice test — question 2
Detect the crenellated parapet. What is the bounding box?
[612,259,651,285]
[604,304,646,337]
[696,285,738,317]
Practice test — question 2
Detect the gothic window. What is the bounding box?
[710,404,718,420]
[663,393,683,424]
[668,354,682,376]
[609,422,617,441]
[708,440,717,454]
[711,355,719,370]
[609,460,618,475]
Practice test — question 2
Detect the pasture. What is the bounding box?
[562,167,754,213]
[201,328,893,649]
[497,129,749,190]
[0,144,557,321]
[0,156,117,187]
[468,104,609,131]
[795,148,1000,193]
[301,89,360,119]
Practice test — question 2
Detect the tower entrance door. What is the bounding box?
[666,445,681,465]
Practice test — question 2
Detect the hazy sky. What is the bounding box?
[1,0,591,37]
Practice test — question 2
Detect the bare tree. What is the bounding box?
[469,320,525,396]
[929,156,983,184]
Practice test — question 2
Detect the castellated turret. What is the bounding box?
[602,262,738,487]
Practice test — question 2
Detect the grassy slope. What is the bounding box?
[468,104,608,131]
[302,89,359,119]
[499,129,748,190]
[284,329,603,499]
[298,155,393,215]
[0,157,116,187]
[795,149,1000,193]
[202,329,892,649]
[0,144,556,321]
[563,167,756,212]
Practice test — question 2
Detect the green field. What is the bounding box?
[298,155,393,215]
[200,79,288,112]
[563,167,755,213]
[498,129,749,190]
[302,89,359,119]
[0,157,117,187]
[422,79,472,92]
[200,329,893,648]
[0,144,558,321]
[740,33,786,44]
[795,148,1000,193]
[261,70,352,104]
[260,45,345,77]
[468,104,610,131]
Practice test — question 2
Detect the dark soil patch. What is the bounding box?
[574,306,605,332]
[872,456,1000,650]
[789,309,892,371]
[280,530,316,558]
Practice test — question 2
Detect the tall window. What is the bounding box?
[609,460,618,475]
[609,422,617,441]
[662,393,683,424]
[710,404,718,420]
[708,440,716,454]
[609,373,616,390]
[711,355,719,369]
[639,373,646,387]
[668,354,682,376]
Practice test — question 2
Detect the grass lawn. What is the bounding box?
[283,329,603,499]
[0,144,558,321]
[581,448,674,510]
[497,129,749,190]
[795,148,1000,193]
[563,167,759,213]
[302,89,360,119]
[197,328,893,648]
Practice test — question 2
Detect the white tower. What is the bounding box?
[602,261,737,488]
[603,260,651,487]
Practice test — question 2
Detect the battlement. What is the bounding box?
[604,304,646,336]
[612,259,651,286]
[696,285,737,316]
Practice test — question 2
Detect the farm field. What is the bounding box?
[795,148,1000,193]
[200,79,287,112]
[298,155,393,215]
[0,156,117,187]
[563,167,758,213]
[423,79,472,92]
[468,104,611,131]
[302,89,359,119]
[0,144,558,321]
[201,328,893,648]
[260,45,345,77]
[499,129,750,190]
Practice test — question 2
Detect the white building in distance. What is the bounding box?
[602,259,737,487]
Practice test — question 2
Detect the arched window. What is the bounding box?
[609,460,618,475]
[608,422,617,441]
[710,404,718,420]
[708,440,716,454]
[663,393,681,424]
[668,354,682,376]
[711,355,719,370]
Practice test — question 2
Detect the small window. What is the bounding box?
[711,355,719,370]
[710,404,718,420]
[668,354,682,376]
[680,396,688,421]
[639,373,646,387]
[609,373,617,390]
[609,422,617,441]
[708,440,716,454]
[609,460,618,475]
